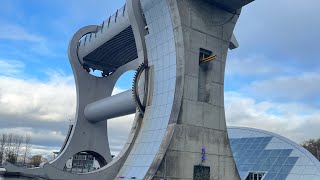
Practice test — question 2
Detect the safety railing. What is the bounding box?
[78,4,127,47]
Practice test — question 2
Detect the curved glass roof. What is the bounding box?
[228,127,320,180]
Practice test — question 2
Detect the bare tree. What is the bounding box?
[0,133,32,166]
[13,135,23,163]
[0,134,7,165]
[22,135,32,166]
[5,133,16,164]
[302,138,320,161]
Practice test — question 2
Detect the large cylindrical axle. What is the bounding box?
[84,90,136,123]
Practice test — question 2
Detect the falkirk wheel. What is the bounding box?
[4,0,255,179]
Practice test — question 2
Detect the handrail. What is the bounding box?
[76,29,100,72]
[76,3,128,73]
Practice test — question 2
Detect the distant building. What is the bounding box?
[63,152,100,173]
[72,152,94,171]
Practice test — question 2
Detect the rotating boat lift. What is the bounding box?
[4,0,255,179]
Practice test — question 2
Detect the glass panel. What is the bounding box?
[244,150,255,157]
[246,138,255,144]
[240,138,249,143]
[263,157,277,165]
[242,145,250,151]
[254,137,264,144]
[233,142,242,150]
[233,138,241,144]
[243,158,252,165]
[284,157,298,165]
[249,143,258,150]
[279,149,293,157]
[263,173,277,180]
[239,156,249,164]
[257,143,268,150]
[241,164,252,171]
[247,158,257,164]
[234,151,240,158]
[237,149,246,156]
[269,165,281,173]
[251,163,262,171]
[250,137,257,143]
[260,150,272,157]
[252,150,262,157]
[279,165,294,174]
[237,164,244,170]
[237,143,245,150]
[255,157,267,165]
[274,157,287,166]
[262,136,272,143]
[275,173,287,180]
[259,165,271,171]
[269,150,282,157]
[231,143,240,151]
[234,157,240,161]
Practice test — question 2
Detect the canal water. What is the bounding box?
[0,177,29,180]
[0,168,31,180]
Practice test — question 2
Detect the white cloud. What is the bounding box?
[225,91,320,143]
[0,73,76,122]
[0,24,45,43]
[0,23,58,56]
[30,145,61,161]
[226,55,297,77]
[108,114,135,155]
[0,127,66,147]
[0,71,130,122]
[44,0,125,41]
[242,72,320,101]
[0,59,25,76]
[236,0,320,60]
[112,87,127,95]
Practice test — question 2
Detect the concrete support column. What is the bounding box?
[151,0,242,179]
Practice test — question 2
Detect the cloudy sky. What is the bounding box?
[0,0,319,160]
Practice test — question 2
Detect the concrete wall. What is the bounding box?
[152,0,242,179]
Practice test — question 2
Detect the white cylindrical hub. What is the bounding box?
[84,90,136,123]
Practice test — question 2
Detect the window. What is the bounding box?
[199,48,215,64]
[245,172,265,180]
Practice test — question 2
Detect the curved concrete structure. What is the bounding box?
[4,0,256,179]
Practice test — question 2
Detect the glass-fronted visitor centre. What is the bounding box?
[228,127,320,180]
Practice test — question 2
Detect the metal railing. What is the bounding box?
[79,4,127,47]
